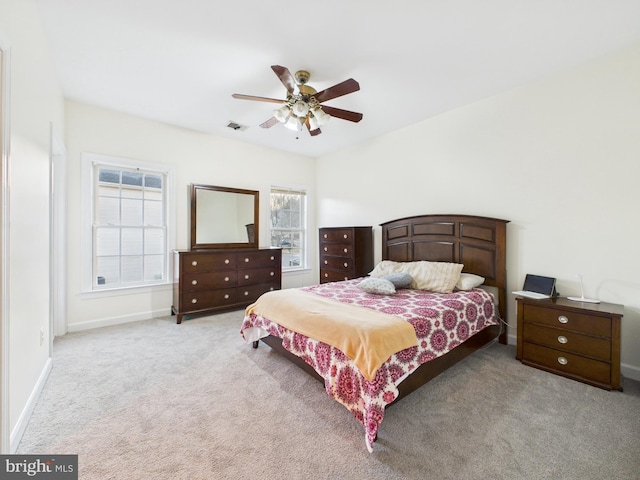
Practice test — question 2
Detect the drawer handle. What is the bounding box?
[343,248,348,253]
[557,356,568,365]
[224,294,229,299]
[270,272,274,276]
[191,298,197,304]
[324,273,328,277]
[344,276,348,281]
[324,260,328,265]
[269,287,274,291]
[343,234,348,239]
[244,274,250,279]
[324,247,328,252]
[323,233,327,239]
[244,258,250,263]
[558,315,569,324]
[191,261,198,266]
[244,291,249,296]
[557,335,568,344]
[224,276,230,282]
[270,256,274,260]
[224,259,229,264]
[191,280,197,285]
[343,262,349,268]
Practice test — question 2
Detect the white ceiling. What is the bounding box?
[34,0,640,158]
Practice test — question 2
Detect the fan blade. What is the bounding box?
[320,105,363,123]
[232,93,285,104]
[259,117,280,128]
[271,65,296,94]
[305,119,322,136]
[314,78,360,103]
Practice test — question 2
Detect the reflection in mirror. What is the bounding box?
[190,184,259,249]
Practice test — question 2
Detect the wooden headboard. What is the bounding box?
[381,214,509,340]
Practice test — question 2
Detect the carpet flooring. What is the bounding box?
[17,311,640,479]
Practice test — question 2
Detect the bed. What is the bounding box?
[241,214,509,451]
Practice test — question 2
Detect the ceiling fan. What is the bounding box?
[232,65,363,136]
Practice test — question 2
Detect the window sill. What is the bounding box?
[80,282,172,299]
[282,267,312,276]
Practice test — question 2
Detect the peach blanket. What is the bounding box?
[245,289,418,381]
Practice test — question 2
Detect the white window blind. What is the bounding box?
[83,153,174,291]
[270,187,307,271]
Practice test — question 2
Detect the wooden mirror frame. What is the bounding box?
[190,184,259,250]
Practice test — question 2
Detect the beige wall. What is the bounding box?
[64,101,317,330]
[316,45,640,379]
[0,0,65,449]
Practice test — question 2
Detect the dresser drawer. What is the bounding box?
[237,267,280,286]
[237,282,279,303]
[182,288,237,310]
[320,255,356,272]
[320,228,354,243]
[522,342,611,386]
[522,304,611,338]
[523,323,611,361]
[320,269,353,283]
[320,243,354,257]
[182,252,236,273]
[237,250,280,268]
[182,272,237,292]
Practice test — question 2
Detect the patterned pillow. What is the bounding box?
[357,277,396,295]
[383,272,413,289]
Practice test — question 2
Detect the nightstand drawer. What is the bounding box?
[522,304,611,337]
[523,323,611,361]
[522,342,611,386]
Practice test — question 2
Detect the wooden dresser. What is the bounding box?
[319,227,373,284]
[172,248,281,323]
[516,296,624,390]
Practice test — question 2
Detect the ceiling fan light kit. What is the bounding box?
[232,65,362,137]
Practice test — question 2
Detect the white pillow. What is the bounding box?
[456,273,485,291]
[357,277,396,295]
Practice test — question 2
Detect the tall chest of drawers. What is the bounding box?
[172,248,281,323]
[319,227,373,284]
[516,296,624,390]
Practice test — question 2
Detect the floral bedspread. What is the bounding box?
[240,278,499,451]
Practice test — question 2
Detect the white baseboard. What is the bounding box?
[622,362,640,382]
[10,358,52,453]
[66,308,171,333]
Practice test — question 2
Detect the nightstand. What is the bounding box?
[516,296,623,390]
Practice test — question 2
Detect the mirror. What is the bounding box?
[190,184,259,249]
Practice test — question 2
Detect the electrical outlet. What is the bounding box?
[39,328,44,346]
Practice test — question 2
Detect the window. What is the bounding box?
[82,153,174,291]
[270,187,307,271]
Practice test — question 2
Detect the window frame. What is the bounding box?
[269,186,308,273]
[81,153,175,293]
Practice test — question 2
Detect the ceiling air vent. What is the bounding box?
[227,121,248,131]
